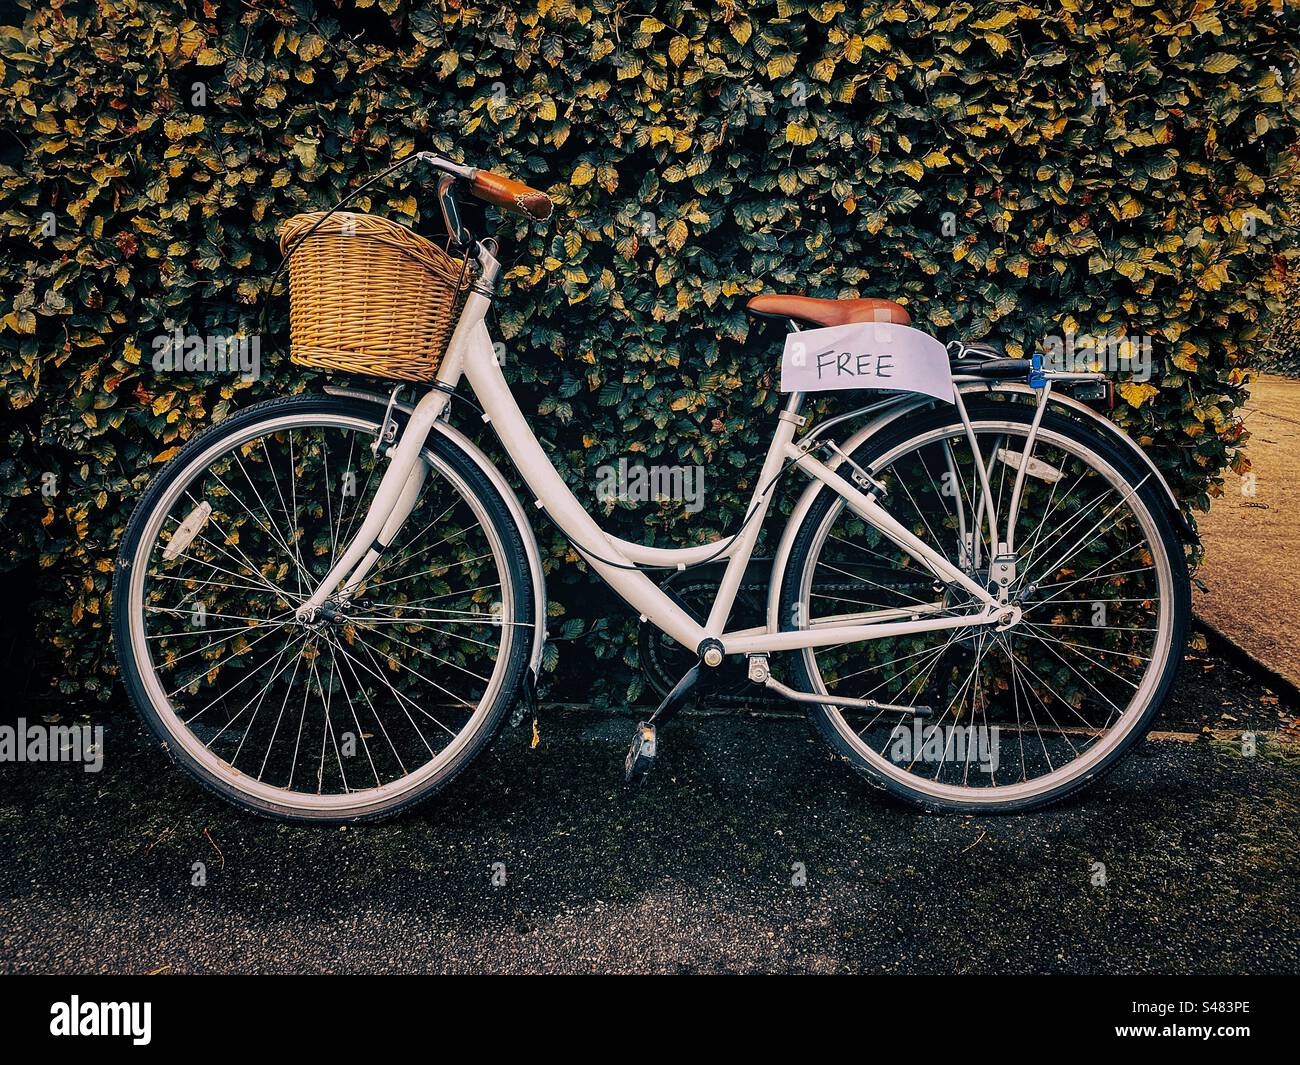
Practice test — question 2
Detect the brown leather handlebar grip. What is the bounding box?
[469,170,553,221]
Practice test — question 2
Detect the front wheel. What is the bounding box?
[778,400,1190,813]
[112,394,534,823]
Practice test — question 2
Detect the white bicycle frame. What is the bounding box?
[297,241,1029,656]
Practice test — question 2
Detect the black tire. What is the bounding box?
[778,400,1191,814]
[112,394,535,823]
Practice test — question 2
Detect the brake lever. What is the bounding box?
[436,173,468,246]
[416,152,477,180]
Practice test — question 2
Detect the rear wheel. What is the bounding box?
[112,394,534,823]
[778,400,1190,813]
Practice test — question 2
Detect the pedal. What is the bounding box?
[624,721,657,785]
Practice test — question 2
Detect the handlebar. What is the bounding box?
[418,152,553,223]
[470,169,553,221]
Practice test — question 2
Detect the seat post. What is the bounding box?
[784,321,805,418]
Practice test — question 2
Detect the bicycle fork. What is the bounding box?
[294,387,447,622]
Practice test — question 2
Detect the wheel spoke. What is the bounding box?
[796,413,1173,805]
[123,411,518,813]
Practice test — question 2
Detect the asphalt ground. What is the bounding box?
[1,641,1296,975]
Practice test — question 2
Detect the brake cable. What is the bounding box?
[255,153,798,577]
[538,452,810,573]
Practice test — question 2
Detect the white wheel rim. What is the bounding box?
[125,410,516,815]
[797,419,1175,806]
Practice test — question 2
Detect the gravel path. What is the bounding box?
[1,648,1295,974]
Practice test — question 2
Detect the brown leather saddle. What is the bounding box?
[746,294,911,328]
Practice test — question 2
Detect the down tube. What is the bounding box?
[461,322,709,651]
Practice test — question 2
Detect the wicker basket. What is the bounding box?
[278,211,473,383]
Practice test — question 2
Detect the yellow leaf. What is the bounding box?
[984,32,1012,56]
[1118,382,1159,408]
[299,34,326,61]
[785,122,817,146]
[767,54,797,79]
[1171,344,1198,372]
[1203,53,1239,74]
[570,162,595,186]
[1197,261,1229,291]
[811,56,837,82]
[1106,196,1142,221]
[973,11,1017,30]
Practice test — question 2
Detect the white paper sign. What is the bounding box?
[780,322,954,402]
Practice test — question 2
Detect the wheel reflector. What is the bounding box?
[162,501,212,562]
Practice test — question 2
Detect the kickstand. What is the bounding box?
[516,668,542,749]
[624,659,704,784]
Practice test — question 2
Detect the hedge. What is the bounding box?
[1,0,1297,704]
[1262,146,1300,374]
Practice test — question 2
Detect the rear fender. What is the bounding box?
[765,383,1193,633]
[956,382,1192,539]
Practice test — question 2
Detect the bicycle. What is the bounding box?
[111,154,1191,822]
